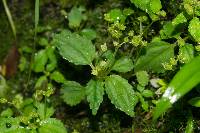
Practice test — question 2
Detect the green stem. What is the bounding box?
[2,0,16,39]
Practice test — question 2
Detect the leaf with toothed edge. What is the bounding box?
[53,30,96,65]
[105,75,138,116]
[86,80,104,115]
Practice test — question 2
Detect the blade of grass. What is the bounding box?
[26,0,40,90]
[2,0,16,39]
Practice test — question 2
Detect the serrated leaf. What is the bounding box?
[61,81,85,106]
[136,71,149,86]
[172,12,187,26]
[34,102,55,120]
[86,80,104,115]
[68,6,86,28]
[32,49,48,72]
[105,75,138,116]
[135,41,174,73]
[112,57,134,72]
[53,30,96,65]
[179,44,194,63]
[188,97,200,107]
[189,17,200,42]
[0,117,28,133]
[50,71,65,83]
[153,55,200,121]
[39,118,67,133]
[130,0,162,19]
[80,28,97,40]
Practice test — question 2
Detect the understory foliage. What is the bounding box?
[1,0,200,132]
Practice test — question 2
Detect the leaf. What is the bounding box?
[160,22,181,39]
[179,44,194,63]
[136,71,149,86]
[185,114,194,133]
[1,108,13,117]
[34,102,55,120]
[46,47,57,72]
[68,6,86,28]
[0,117,28,133]
[172,12,187,26]
[61,81,85,106]
[112,57,134,72]
[50,71,65,83]
[53,30,96,65]
[105,75,138,116]
[104,9,126,23]
[142,89,154,98]
[149,0,162,13]
[153,55,200,121]
[137,92,148,111]
[188,17,200,42]
[80,28,97,40]
[32,49,48,72]
[35,75,48,89]
[86,80,104,115]
[135,41,174,73]
[39,118,67,133]
[130,0,162,19]
[188,97,200,107]
[123,8,134,16]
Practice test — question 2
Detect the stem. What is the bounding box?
[2,0,16,39]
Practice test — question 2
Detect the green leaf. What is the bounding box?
[130,0,162,19]
[149,0,162,13]
[112,57,134,72]
[80,29,97,40]
[35,75,48,89]
[179,44,194,63]
[185,115,194,133]
[0,117,28,133]
[189,17,200,42]
[86,80,104,115]
[136,71,149,86]
[142,89,154,98]
[105,75,138,116]
[50,71,65,83]
[1,108,13,117]
[53,30,96,65]
[135,41,174,73]
[39,118,67,133]
[172,12,187,26]
[104,9,126,23]
[68,6,86,28]
[137,92,148,111]
[34,102,55,120]
[188,97,200,107]
[46,47,57,72]
[61,81,85,106]
[123,8,134,16]
[160,22,181,39]
[32,49,48,72]
[153,55,200,121]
